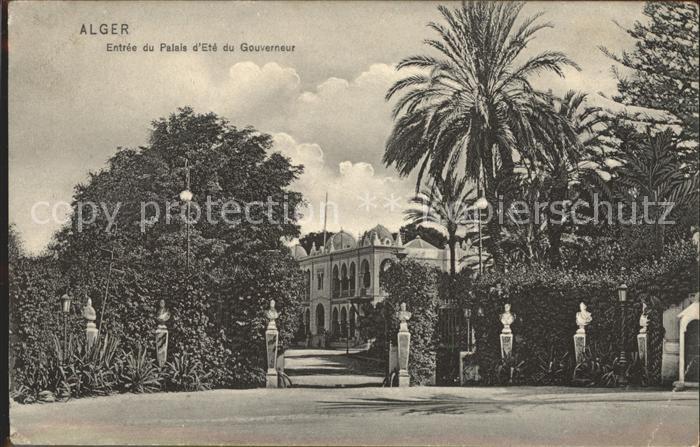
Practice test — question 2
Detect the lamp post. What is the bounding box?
[475,160,488,275]
[474,197,488,275]
[179,159,193,274]
[617,283,628,385]
[60,293,72,363]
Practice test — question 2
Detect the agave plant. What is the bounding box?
[164,352,211,392]
[531,348,571,386]
[59,334,122,398]
[572,344,619,387]
[119,345,162,393]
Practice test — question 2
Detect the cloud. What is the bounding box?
[273,132,413,237]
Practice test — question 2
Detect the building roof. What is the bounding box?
[361,224,395,246]
[291,244,308,259]
[403,235,438,250]
[329,230,357,250]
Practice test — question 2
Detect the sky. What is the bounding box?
[9,1,647,254]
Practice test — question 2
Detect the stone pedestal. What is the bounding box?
[396,303,412,388]
[397,329,411,387]
[86,322,98,351]
[500,333,513,358]
[265,328,279,388]
[155,325,168,367]
[574,333,586,364]
[264,300,280,388]
[389,344,398,373]
[637,333,648,371]
[499,304,515,358]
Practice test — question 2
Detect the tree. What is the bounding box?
[516,91,610,266]
[384,1,578,270]
[9,223,26,262]
[48,107,306,386]
[405,172,477,275]
[612,128,699,254]
[600,2,699,147]
[399,222,447,248]
[298,231,335,254]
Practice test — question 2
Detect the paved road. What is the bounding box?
[11,385,698,445]
[284,348,384,388]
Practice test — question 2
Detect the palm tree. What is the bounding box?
[405,172,477,275]
[517,90,609,266]
[613,129,699,253]
[384,1,579,270]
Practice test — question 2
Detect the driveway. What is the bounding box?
[284,348,384,388]
[10,386,698,445]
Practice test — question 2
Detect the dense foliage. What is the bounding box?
[10,108,306,399]
[454,240,698,386]
[359,260,440,385]
[601,2,699,147]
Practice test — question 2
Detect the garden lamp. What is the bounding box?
[61,293,72,314]
[616,282,629,385]
[60,293,72,364]
[179,189,193,202]
[617,283,628,303]
[474,197,489,210]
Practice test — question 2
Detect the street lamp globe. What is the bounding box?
[475,197,489,210]
[179,189,193,202]
[61,293,72,314]
[617,283,628,303]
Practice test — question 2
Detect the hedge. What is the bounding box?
[457,240,698,386]
[360,260,440,385]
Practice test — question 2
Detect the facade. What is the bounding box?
[292,224,476,346]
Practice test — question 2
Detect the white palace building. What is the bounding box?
[291,224,476,347]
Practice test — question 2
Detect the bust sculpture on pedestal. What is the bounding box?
[83,298,98,349]
[500,303,515,334]
[396,303,412,387]
[157,300,170,326]
[155,300,170,367]
[576,302,592,334]
[397,302,411,332]
[639,302,649,334]
[83,298,97,322]
[574,302,591,364]
[265,300,280,388]
[266,300,279,330]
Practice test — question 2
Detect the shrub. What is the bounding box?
[163,352,211,392]
[60,334,123,398]
[119,345,162,393]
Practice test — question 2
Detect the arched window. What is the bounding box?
[349,306,357,339]
[361,259,371,289]
[349,262,356,296]
[332,307,340,337]
[340,307,348,337]
[305,270,312,300]
[315,303,325,334]
[332,265,340,298]
[341,264,348,296]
